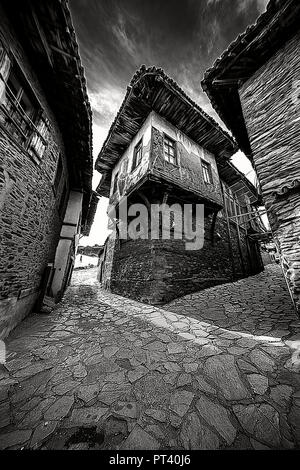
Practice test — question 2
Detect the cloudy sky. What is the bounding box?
[69,0,269,246]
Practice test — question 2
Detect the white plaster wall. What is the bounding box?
[110,113,153,197]
[64,191,83,225]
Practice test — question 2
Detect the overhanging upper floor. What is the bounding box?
[96,66,261,207]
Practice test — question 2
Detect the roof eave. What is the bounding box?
[95,66,237,176]
[201,0,300,157]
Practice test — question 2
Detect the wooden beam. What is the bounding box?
[212,78,239,86]
[31,10,54,68]
[50,44,77,61]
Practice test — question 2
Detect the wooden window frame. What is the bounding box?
[163,134,177,165]
[201,159,213,184]
[0,37,49,162]
[131,139,143,171]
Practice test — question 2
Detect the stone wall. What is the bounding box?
[239,31,300,310]
[0,7,68,338]
[101,213,261,305]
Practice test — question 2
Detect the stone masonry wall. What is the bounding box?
[0,7,68,338]
[239,31,300,309]
[101,213,260,304]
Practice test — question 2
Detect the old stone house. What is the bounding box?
[0,0,97,338]
[202,0,300,311]
[95,66,264,304]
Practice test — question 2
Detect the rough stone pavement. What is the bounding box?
[0,265,300,450]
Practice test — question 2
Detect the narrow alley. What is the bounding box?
[0,265,299,450]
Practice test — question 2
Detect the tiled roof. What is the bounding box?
[95,66,259,199]
[201,0,300,156]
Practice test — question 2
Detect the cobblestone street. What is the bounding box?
[0,265,300,450]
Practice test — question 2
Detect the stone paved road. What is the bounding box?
[0,265,300,450]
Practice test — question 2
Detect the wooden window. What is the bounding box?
[0,38,48,160]
[163,135,176,165]
[132,139,143,171]
[201,159,213,184]
[29,116,48,159]
[113,171,119,194]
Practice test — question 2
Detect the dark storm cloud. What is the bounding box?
[69,0,268,155]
